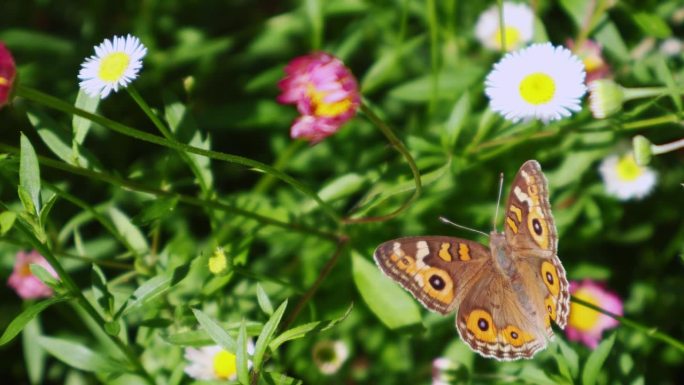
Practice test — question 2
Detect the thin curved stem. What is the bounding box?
[571,296,684,353]
[16,85,340,223]
[342,102,422,224]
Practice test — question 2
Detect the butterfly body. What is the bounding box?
[373,160,569,360]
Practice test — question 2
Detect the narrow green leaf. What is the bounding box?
[162,330,214,347]
[0,211,17,235]
[133,196,179,225]
[269,303,353,351]
[0,296,67,346]
[191,309,237,352]
[253,300,287,369]
[256,283,274,316]
[443,91,470,147]
[72,90,100,145]
[39,192,58,227]
[22,318,45,385]
[351,252,421,329]
[108,207,148,254]
[632,12,672,38]
[582,332,617,385]
[27,108,96,168]
[122,275,169,315]
[236,319,250,385]
[91,265,113,316]
[38,336,127,373]
[260,372,303,385]
[19,133,41,214]
[17,186,36,217]
[29,264,60,289]
[557,336,580,379]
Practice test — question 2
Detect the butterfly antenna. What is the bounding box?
[493,172,505,231]
[439,216,489,238]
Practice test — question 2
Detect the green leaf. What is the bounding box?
[0,211,17,235]
[256,283,274,316]
[29,264,60,289]
[632,12,672,38]
[594,20,630,62]
[27,108,97,169]
[0,296,68,346]
[38,336,127,373]
[260,372,303,385]
[269,303,352,351]
[301,173,366,213]
[191,309,237,352]
[72,90,100,145]
[91,265,113,316]
[39,192,58,227]
[443,91,470,148]
[388,66,483,103]
[17,186,36,218]
[162,330,214,347]
[559,0,592,29]
[22,318,45,385]
[20,133,41,214]
[557,336,580,379]
[351,252,421,329]
[108,207,149,254]
[253,300,287,369]
[236,319,250,385]
[582,332,617,385]
[122,269,184,315]
[132,196,179,225]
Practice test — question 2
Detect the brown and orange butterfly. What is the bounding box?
[373,160,569,360]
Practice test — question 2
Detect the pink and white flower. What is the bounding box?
[566,280,623,349]
[0,42,17,109]
[277,52,360,143]
[8,250,58,299]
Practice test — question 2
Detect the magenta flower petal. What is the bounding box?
[0,42,17,109]
[565,279,623,349]
[7,250,59,299]
[277,52,360,143]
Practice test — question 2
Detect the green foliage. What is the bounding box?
[1,1,683,384]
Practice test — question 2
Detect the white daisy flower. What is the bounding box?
[475,2,534,51]
[312,339,349,375]
[599,153,656,200]
[485,43,587,123]
[184,341,255,381]
[78,34,147,99]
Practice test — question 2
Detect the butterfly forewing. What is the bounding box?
[373,236,489,315]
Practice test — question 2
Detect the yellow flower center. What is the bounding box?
[568,288,602,331]
[492,26,522,50]
[615,154,644,181]
[98,52,130,82]
[208,248,228,274]
[583,55,603,72]
[0,76,8,86]
[519,73,556,105]
[19,263,32,277]
[212,350,237,380]
[307,84,353,117]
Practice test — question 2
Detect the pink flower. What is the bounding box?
[566,280,623,349]
[0,42,17,109]
[277,52,360,143]
[7,250,58,299]
[567,39,611,83]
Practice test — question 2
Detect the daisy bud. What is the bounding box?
[588,79,625,119]
[632,135,653,166]
[312,339,350,375]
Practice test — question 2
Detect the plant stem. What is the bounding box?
[496,0,506,52]
[343,102,422,224]
[571,296,684,353]
[621,114,681,130]
[16,85,340,223]
[12,218,155,384]
[652,137,684,155]
[0,143,340,242]
[253,140,305,194]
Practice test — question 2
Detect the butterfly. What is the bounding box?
[373,160,569,360]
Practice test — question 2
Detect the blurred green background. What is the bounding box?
[1,0,683,384]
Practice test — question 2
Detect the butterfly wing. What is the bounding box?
[455,261,549,360]
[503,160,570,329]
[373,236,489,315]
